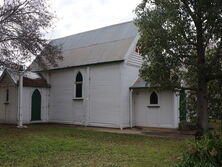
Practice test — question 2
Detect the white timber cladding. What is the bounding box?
[0,71,49,124]
[48,68,86,124]
[127,50,143,67]
[173,92,180,128]
[48,62,122,127]
[120,34,142,128]
[0,21,181,129]
[88,63,121,127]
[120,64,140,128]
[125,35,143,67]
[133,89,179,128]
[22,87,49,124]
[0,74,18,124]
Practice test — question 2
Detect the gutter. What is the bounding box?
[34,60,125,72]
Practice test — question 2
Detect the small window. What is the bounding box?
[75,72,83,98]
[150,92,158,104]
[6,89,9,102]
[135,46,141,54]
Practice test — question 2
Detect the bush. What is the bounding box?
[176,133,222,167]
[179,121,197,131]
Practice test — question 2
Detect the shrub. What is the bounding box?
[176,133,222,167]
[179,121,197,131]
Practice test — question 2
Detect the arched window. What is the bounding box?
[75,72,83,98]
[150,92,158,104]
[6,89,9,102]
[31,89,41,121]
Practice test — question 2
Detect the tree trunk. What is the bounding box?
[195,11,208,137]
[196,77,208,137]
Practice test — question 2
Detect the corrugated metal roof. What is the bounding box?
[0,69,49,87]
[52,21,138,51]
[6,70,19,84]
[130,78,151,89]
[38,21,138,70]
[55,38,134,69]
[130,78,171,89]
[7,70,43,83]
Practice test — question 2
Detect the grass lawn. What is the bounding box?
[0,124,188,167]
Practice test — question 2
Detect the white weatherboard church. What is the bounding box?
[0,22,180,129]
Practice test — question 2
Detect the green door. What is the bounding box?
[31,89,41,121]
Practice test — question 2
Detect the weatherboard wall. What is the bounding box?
[0,74,18,124]
[47,34,142,128]
[48,62,122,128]
[48,68,86,124]
[125,35,143,67]
[133,89,179,128]
[120,64,140,128]
[22,87,49,124]
[120,37,142,128]
[88,63,121,128]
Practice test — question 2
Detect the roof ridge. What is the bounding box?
[62,37,136,52]
[51,20,134,41]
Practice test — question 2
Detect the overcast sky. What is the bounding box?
[47,0,142,39]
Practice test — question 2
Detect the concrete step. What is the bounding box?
[136,126,180,133]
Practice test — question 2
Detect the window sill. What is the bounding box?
[73,98,84,101]
[147,105,160,108]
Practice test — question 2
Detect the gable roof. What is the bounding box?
[32,21,139,71]
[130,78,151,89]
[0,69,50,88]
[0,69,19,85]
[130,78,178,90]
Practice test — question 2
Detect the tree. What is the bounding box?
[135,0,222,136]
[208,80,222,119]
[0,0,62,70]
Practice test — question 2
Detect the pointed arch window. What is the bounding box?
[150,92,158,104]
[6,89,9,102]
[75,72,83,98]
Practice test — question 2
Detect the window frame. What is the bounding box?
[4,88,9,104]
[73,72,84,100]
[147,91,160,108]
[150,91,158,105]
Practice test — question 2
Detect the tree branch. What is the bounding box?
[177,86,197,91]
[208,39,222,68]
[207,73,222,81]
[181,0,197,23]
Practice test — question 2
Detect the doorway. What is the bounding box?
[31,89,41,121]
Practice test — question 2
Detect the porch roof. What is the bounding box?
[0,69,50,88]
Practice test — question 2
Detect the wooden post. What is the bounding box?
[129,89,134,128]
[85,67,90,126]
[17,68,27,128]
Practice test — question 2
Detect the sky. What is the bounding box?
[47,0,142,39]
[0,0,142,72]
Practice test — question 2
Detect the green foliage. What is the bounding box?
[135,0,222,132]
[186,91,198,122]
[208,80,222,119]
[135,0,222,88]
[176,133,222,167]
[179,90,187,121]
[179,121,197,131]
[135,0,197,87]
[185,80,222,121]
